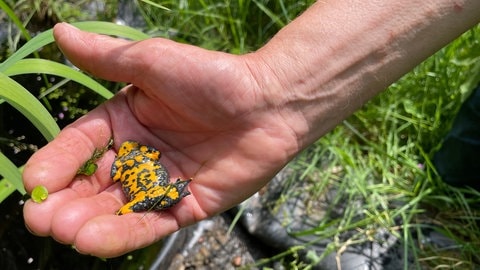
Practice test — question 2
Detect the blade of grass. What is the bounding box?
[0,152,25,196]
[0,0,33,41]
[72,21,151,40]
[252,0,286,28]
[4,58,114,99]
[139,0,170,11]
[0,178,17,203]
[0,73,60,141]
[37,78,70,99]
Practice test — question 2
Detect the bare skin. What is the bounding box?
[23,0,480,258]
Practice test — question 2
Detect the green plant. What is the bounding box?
[138,0,315,53]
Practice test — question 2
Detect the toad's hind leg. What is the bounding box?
[151,178,192,211]
[116,201,136,215]
[116,190,152,215]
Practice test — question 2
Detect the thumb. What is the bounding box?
[52,23,177,86]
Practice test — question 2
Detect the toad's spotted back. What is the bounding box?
[111,140,191,215]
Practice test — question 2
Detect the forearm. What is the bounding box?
[251,0,480,150]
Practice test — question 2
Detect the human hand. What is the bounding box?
[22,23,298,258]
[23,0,479,259]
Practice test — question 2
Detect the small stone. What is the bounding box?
[232,256,242,267]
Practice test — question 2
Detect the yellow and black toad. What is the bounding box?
[111,140,191,215]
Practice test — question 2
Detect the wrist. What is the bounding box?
[244,0,480,150]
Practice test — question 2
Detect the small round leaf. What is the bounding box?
[31,185,49,203]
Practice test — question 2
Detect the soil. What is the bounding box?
[152,213,272,270]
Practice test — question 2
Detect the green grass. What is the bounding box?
[1,0,479,268]
[138,0,314,53]
[142,1,479,267]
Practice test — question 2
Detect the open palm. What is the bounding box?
[23,23,298,258]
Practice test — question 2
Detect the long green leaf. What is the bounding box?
[0,73,59,141]
[4,59,114,99]
[0,178,17,203]
[72,21,151,40]
[0,28,53,72]
[0,152,25,196]
[0,21,150,72]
